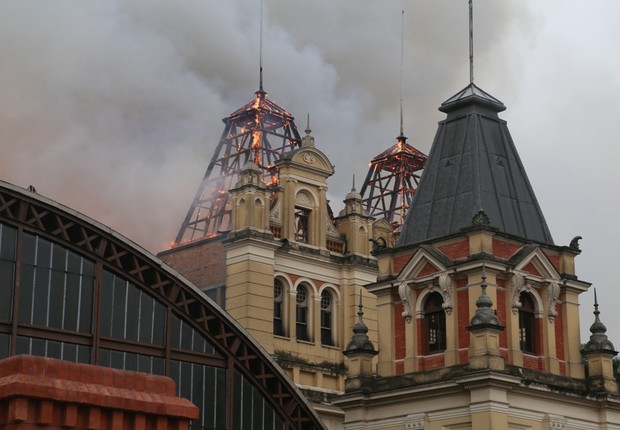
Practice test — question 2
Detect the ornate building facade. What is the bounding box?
[161,81,620,429]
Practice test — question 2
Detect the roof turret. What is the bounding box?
[398,83,553,246]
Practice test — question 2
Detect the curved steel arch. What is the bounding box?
[0,181,325,430]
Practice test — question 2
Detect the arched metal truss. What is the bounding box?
[0,181,324,430]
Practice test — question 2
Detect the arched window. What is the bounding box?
[273,279,284,337]
[320,290,333,346]
[424,292,446,353]
[294,207,310,243]
[519,292,537,354]
[296,285,310,341]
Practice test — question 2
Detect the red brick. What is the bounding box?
[420,354,444,370]
[0,356,198,430]
[394,304,406,360]
[436,239,469,261]
[521,262,542,277]
[418,261,439,277]
[492,238,521,260]
[393,253,412,274]
[543,251,561,272]
[37,400,53,424]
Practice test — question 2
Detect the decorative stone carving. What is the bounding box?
[270,202,281,222]
[511,272,530,314]
[547,281,561,322]
[295,190,312,206]
[471,209,490,226]
[302,152,316,164]
[405,413,427,429]
[569,235,582,251]
[436,272,453,315]
[398,282,413,323]
[544,414,566,430]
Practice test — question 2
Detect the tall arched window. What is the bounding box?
[320,290,333,346]
[424,292,446,353]
[294,207,310,243]
[296,285,310,341]
[519,292,537,354]
[273,279,284,337]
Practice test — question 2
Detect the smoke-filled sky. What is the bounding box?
[2,1,619,342]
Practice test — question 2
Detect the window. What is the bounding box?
[296,285,310,341]
[274,280,284,337]
[320,291,333,346]
[519,292,536,354]
[294,207,310,243]
[423,292,446,353]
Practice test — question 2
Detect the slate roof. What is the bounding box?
[398,83,554,246]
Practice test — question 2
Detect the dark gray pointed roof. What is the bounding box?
[398,84,554,246]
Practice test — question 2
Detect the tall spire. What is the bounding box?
[258,0,264,92]
[359,10,427,229]
[469,0,474,85]
[398,0,553,247]
[584,288,616,353]
[399,9,405,137]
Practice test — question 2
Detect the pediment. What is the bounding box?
[286,147,334,176]
[397,248,446,281]
[513,247,560,281]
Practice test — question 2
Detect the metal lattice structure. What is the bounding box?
[360,134,427,227]
[174,89,301,245]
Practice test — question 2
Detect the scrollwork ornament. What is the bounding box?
[511,272,526,314]
[398,282,413,323]
[547,281,561,322]
[437,272,453,315]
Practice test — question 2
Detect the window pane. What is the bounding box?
[17,234,94,333]
[15,336,90,363]
[233,368,284,430]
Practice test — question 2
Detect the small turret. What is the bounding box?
[344,291,377,391]
[229,161,272,232]
[467,268,505,370]
[583,289,618,394]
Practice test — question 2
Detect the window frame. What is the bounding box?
[423,292,446,354]
[518,292,537,354]
[320,290,334,346]
[295,285,310,342]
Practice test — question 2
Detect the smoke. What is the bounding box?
[0,0,532,251]
[3,1,620,344]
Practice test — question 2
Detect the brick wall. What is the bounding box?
[393,254,412,274]
[457,285,469,350]
[0,355,198,430]
[436,239,469,261]
[492,238,521,260]
[418,262,439,277]
[159,238,226,290]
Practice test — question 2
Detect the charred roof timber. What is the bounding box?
[173,90,301,246]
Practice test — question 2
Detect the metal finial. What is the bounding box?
[259,0,264,92]
[305,113,311,134]
[352,174,356,192]
[400,10,405,137]
[469,0,474,85]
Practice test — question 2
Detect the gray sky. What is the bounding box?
[1,0,619,343]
